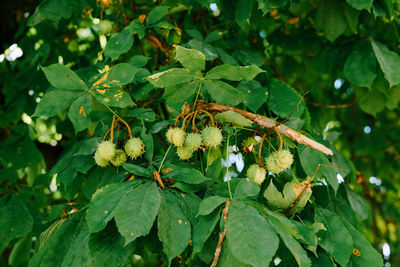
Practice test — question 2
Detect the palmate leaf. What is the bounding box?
[226,202,279,267]
[114,182,161,245]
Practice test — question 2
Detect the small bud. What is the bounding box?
[111,149,127,166]
[202,126,223,148]
[242,137,258,153]
[166,127,186,147]
[265,150,294,174]
[96,140,116,161]
[246,164,267,185]
[177,146,193,160]
[185,132,202,152]
[124,137,145,159]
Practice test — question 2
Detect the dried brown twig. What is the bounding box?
[210,199,230,267]
[191,101,333,156]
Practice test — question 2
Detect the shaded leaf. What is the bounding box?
[33,90,84,117]
[157,191,191,263]
[105,30,134,60]
[226,202,279,267]
[114,182,161,244]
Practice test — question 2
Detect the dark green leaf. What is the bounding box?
[268,78,305,118]
[68,93,92,132]
[314,207,353,266]
[203,80,244,106]
[340,218,383,266]
[104,30,134,60]
[347,0,373,11]
[370,39,400,87]
[206,64,264,81]
[157,191,191,263]
[147,6,169,25]
[114,182,161,244]
[174,45,206,71]
[121,163,152,177]
[266,212,311,267]
[141,127,154,161]
[89,220,135,267]
[41,64,88,91]
[86,182,134,233]
[237,80,268,113]
[197,196,226,216]
[192,209,221,254]
[147,68,198,88]
[61,225,91,267]
[93,87,134,108]
[344,42,377,88]
[104,63,139,86]
[164,164,211,184]
[234,178,260,199]
[226,202,279,267]
[298,145,338,192]
[0,197,33,251]
[33,90,84,117]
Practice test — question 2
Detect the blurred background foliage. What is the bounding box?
[0,0,399,266]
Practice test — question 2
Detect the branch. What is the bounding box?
[192,102,333,156]
[210,199,230,267]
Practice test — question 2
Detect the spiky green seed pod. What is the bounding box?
[94,150,109,167]
[202,126,223,148]
[111,149,127,166]
[166,127,186,147]
[96,140,116,161]
[242,137,258,153]
[246,164,267,185]
[185,133,202,152]
[265,150,294,174]
[177,146,193,160]
[124,137,145,159]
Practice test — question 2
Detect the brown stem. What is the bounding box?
[174,113,186,127]
[192,111,198,132]
[181,113,194,130]
[193,102,333,155]
[210,199,230,267]
[273,127,283,151]
[278,91,308,126]
[258,133,266,167]
[110,116,116,142]
[199,109,215,126]
[306,97,356,109]
[117,118,133,139]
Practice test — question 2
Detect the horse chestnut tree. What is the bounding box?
[1,0,400,266]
